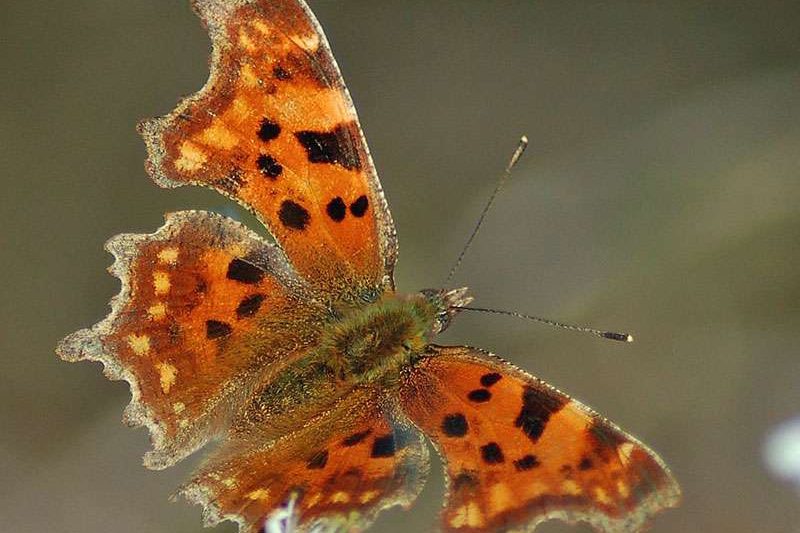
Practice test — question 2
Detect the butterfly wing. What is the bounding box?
[399,345,680,533]
[57,211,326,469]
[139,0,396,296]
[182,388,428,533]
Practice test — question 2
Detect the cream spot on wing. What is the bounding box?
[172,402,185,414]
[147,302,166,321]
[231,98,254,119]
[153,271,170,295]
[200,122,239,150]
[238,29,256,51]
[449,507,467,529]
[157,247,178,265]
[305,492,321,508]
[156,362,177,394]
[252,20,271,36]
[228,243,248,258]
[175,140,207,172]
[222,478,236,489]
[179,419,190,429]
[294,32,320,51]
[247,488,270,500]
[330,491,350,504]
[617,480,630,499]
[489,482,514,514]
[562,480,582,496]
[594,487,612,505]
[449,502,483,528]
[241,64,260,87]
[359,490,379,504]
[126,334,150,356]
[619,442,635,463]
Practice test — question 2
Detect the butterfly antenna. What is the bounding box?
[454,306,634,343]
[444,136,529,285]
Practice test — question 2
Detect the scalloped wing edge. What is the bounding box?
[55,210,280,470]
[426,345,681,533]
[177,403,430,533]
[136,0,398,285]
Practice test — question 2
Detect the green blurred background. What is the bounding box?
[2,1,799,532]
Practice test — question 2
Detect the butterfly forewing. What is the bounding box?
[139,0,397,296]
[57,211,324,469]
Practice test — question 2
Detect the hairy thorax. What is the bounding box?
[231,290,447,440]
[318,292,437,382]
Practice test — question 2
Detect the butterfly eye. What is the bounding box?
[419,287,473,335]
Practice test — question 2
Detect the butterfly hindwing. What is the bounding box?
[399,345,681,533]
[139,0,396,296]
[182,388,429,533]
[57,211,325,469]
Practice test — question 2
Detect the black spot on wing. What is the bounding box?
[514,454,540,471]
[278,200,310,230]
[168,322,181,344]
[480,442,505,464]
[467,388,491,403]
[514,385,567,443]
[206,320,232,339]
[226,258,265,284]
[257,117,281,141]
[306,449,328,469]
[441,413,468,437]
[256,154,283,179]
[578,457,594,470]
[294,122,362,170]
[236,293,265,319]
[480,372,502,387]
[371,434,396,458]
[272,65,291,80]
[349,195,368,217]
[342,429,371,446]
[326,197,346,222]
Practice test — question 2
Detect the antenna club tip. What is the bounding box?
[520,135,529,144]
[601,331,634,343]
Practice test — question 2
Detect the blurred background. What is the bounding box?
[2,1,799,531]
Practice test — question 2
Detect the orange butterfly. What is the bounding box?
[57,1,680,532]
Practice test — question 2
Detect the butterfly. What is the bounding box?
[57,1,680,532]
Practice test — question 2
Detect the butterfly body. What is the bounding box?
[57,1,679,531]
[311,289,439,383]
[230,288,448,437]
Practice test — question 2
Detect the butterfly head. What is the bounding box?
[419,287,473,335]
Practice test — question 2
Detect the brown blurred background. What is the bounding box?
[2,1,799,532]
